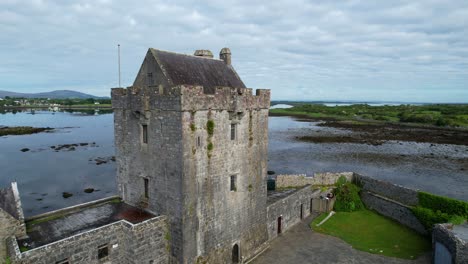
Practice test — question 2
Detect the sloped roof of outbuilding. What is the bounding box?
[149,48,246,92]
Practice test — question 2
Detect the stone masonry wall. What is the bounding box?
[6,216,168,264]
[355,174,419,206]
[360,192,427,234]
[180,89,270,263]
[112,84,270,263]
[275,172,354,188]
[266,186,321,241]
[354,174,426,234]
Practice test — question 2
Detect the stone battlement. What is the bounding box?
[111,85,270,111]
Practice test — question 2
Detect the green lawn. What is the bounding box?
[310,209,430,259]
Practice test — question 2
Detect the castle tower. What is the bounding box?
[112,48,271,263]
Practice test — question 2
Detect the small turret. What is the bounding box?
[220,48,231,65]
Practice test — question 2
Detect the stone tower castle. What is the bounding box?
[111,48,271,263]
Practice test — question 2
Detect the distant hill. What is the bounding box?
[0,90,108,99]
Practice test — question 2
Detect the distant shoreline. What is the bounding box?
[1,105,112,110]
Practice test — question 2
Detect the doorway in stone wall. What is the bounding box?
[277,216,282,234]
[232,244,240,263]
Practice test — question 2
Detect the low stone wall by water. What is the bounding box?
[275,172,354,188]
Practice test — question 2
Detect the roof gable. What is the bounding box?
[149,48,246,93]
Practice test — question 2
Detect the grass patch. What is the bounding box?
[310,209,430,259]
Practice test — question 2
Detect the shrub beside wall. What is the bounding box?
[411,192,468,231]
[333,177,364,212]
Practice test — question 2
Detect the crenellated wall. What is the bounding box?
[112,85,270,112]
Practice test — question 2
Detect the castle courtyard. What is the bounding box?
[251,215,431,264]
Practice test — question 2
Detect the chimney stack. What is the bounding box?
[220,48,231,65]
[194,50,213,58]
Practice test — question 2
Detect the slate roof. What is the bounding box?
[150,48,246,93]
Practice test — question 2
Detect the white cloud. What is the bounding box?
[0,0,467,102]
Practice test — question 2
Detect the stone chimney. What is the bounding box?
[220,48,231,65]
[194,50,213,58]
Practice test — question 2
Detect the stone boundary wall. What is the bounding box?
[361,192,427,235]
[355,174,419,206]
[266,186,321,240]
[354,174,426,234]
[432,223,468,264]
[275,172,354,188]
[275,173,426,234]
[7,216,169,264]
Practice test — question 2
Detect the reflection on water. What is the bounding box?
[1,110,467,216]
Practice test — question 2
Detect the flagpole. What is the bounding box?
[118,44,121,88]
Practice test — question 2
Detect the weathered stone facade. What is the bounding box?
[6,216,169,264]
[112,48,271,263]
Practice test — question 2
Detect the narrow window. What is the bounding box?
[147,72,154,85]
[98,244,109,259]
[56,259,69,264]
[144,178,149,199]
[142,124,148,144]
[230,175,237,191]
[232,244,240,263]
[230,124,236,140]
[197,136,201,147]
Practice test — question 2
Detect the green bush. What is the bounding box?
[335,175,348,187]
[418,192,468,218]
[412,207,451,230]
[334,182,364,212]
[448,215,466,225]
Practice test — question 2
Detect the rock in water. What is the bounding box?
[62,192,73,198]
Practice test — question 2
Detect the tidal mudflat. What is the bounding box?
[268,116,468,201]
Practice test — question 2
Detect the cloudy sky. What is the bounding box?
[1,0,467,102]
